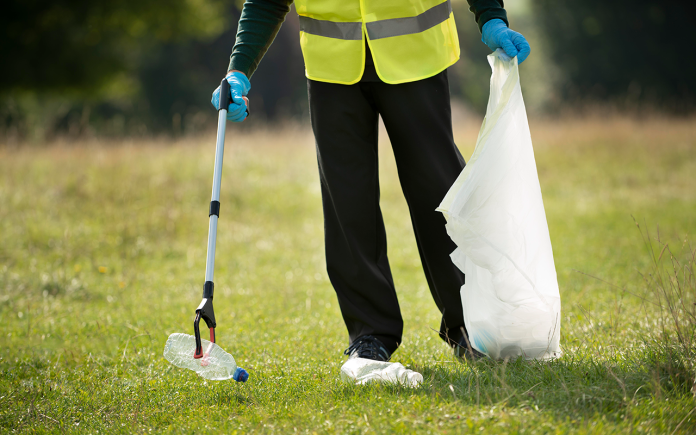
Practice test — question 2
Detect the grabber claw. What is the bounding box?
[193,282,217,359]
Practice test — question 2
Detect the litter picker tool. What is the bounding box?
[163,78,249,382]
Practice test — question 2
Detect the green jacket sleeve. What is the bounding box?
[466,0,508,33]
[227,0,294,77]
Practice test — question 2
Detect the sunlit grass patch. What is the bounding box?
[1,117,695,433]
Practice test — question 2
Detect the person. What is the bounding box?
[212,0,530,362]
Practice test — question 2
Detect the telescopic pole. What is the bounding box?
[193,78,230,358]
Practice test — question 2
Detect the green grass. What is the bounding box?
[1,117,695,433]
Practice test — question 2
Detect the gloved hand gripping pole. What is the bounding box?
[193,78,230,359]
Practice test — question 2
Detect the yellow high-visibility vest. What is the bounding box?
[295,0,460,85]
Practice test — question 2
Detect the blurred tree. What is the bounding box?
[449,1,494,114]
[531,0,696,112]
[245,11,306,122]
[1,0,239,139]
[1,0,228,96]
[0,0,309,139]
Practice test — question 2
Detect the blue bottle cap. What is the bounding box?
[233,367,249,382]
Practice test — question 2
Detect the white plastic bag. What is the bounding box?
[340,358,423,388]
[437,49,561,361]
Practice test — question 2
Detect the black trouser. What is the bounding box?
[308,70,467,354]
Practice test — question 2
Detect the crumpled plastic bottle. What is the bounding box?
[163,333,248,382]
[340,358,423,388]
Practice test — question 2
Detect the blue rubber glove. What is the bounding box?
[211,71,250,122]
[481,19,531,64]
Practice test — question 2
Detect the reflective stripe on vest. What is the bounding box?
[367,0,452,40]
[299,17,362,41]
[299,0,452,41]
[296,0,460,85]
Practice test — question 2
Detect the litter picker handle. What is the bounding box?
[216,77,249,115]
[206,81,228,285]
[203,81,228,300]
[194,79,229,358]
[194,76,251,359]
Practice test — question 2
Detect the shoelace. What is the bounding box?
[343,335,390,361]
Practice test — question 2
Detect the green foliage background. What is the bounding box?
[2,0,695,140]
[531,0,696,111]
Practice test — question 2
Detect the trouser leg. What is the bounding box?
[372,70,468,346]
[308,79,402,353]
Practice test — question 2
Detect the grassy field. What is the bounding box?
[1,117,695,433]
